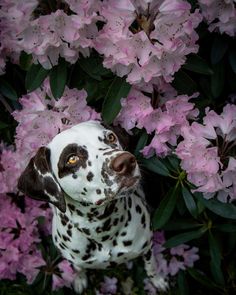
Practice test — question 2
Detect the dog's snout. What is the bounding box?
[111,152,136,175]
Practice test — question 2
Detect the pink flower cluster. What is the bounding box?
[0,0,38,74]
[144,231,199,294]
[0,0,100,71]
[115,84,199,157]
[18,0,101,68]
[176,104,236,202]
[52,260,77,291]
[96,276,118,295]
[198,0,236,36]
[0,194,45,283]
[94,0,202,84]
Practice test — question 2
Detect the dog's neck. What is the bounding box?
[62,193,129,221]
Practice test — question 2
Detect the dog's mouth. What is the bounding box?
[95,175,140,206]
[119,175,140,189]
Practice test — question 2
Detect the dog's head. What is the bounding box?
[18,121,141,212]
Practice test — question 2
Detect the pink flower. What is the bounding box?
[116,86,198,157]
[94,0,202,85]
[176,104,236,201]
[149,231,199,290]
[100,276,118,294]
[52,260,77,290]
[0,194,46,283]
[198,0,236,36]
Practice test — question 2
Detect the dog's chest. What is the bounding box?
[52,193,152,269]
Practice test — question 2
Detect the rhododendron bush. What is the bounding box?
[0,0,236,294]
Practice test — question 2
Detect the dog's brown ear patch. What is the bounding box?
[18,147,66,212]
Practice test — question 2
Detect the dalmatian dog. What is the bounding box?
[18,120,167,293]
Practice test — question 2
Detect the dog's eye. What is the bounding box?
[67,155,79,165]
[107,133,117,143]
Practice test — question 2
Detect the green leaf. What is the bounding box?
[25,63,49,92]
[0,78,18,100]
[211,36,228,64]
[19,51,32,70]
[153,185,180,230]
[183,54,213,75]
[140,157,170,176]
[208,232,225,285]
[182,186,198,218]
[211,60,225,98]
[195,194,236,219]
[79,56,111,81]
[167,155,180,171]
[215,223,236,232]
[187,269,219,290]
[163,219,201,231]
[102,76,131,124]
[172,70,198,95]
[134,131,148,157]
[0,122,8,129]
[49,59,67,98]
[164,227,207,248]
[229,49,236,73]
[177,271,189,295]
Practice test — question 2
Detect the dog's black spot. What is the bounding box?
[141,214,146,226]
[142,241,148,249]
[82,254,91,261]
[67,229,72,237]
[101,235,110,241]
[128,210,132,222]
[96,227,102,233]
[54,235,58,242]
[60,213,69,226]
[86,239,97,254]
[76,209,83,216]
[82,228,90,235]
[144,249,152,261]
[87,171,94,182]
[58,144,88,178]
[136,205,142,214]
[96,189,101,194]
[62,234,70,242]
[120,215,124,222]
[72,249,80,254]
[96,155,98,159]
[113,240,117,246]
[123,240,132,246]
[57,230,62,238]
[128,197,132,208]
[88,161,92,166]
[102,218,112,231]
[121,232,126,237]
[117,252,124,257]
[59,243,66,250]
[68,203,75,212]
[68,223,73,230]
[109,261,117,267]
[113,218,119,226]
[83,187,87,192]
[72,173,78,179]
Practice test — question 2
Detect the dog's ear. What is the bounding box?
[18,146,66,212]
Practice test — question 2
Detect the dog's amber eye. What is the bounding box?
[67,155,79,165]
[107,133,117,143]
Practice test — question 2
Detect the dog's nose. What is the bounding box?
[111,152,136,175]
